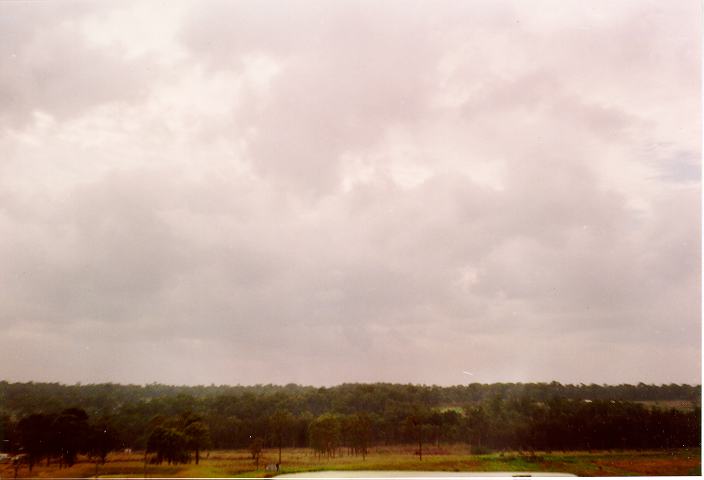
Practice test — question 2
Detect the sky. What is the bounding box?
[0,0,700,386]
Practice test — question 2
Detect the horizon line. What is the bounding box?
[1,379,700,389]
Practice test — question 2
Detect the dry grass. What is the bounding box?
[0,446,699,478]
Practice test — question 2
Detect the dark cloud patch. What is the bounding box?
[657,151,702,184]
[0,2,155,129]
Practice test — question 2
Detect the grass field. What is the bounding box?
[1,445,700,478]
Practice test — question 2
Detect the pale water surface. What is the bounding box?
[276,471,576,478]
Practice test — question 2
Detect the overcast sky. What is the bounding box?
[0,0,700,386]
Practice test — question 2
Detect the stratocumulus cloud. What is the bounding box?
[0,0,700,385]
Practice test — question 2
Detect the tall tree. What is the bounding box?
[350,413,372,460]
[52,408,90,467]
[268,410,293,465]
[88,419,119,464]
[248,437,263,470]
[16,413,53,471]
[184,420,210,465]
[404,407,430,461]
[147,426,189,465]
[309,414,341,459]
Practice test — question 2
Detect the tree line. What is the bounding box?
[1,381,698,417]
[1,381,700,465]
[7,408,117,471]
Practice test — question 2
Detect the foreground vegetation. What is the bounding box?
[1,446,700,478]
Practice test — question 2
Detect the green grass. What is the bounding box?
[434,406,465,414]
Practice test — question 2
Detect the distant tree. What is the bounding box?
[207,414,242,449]
[349,413,372,460]
[268,410,293,465]
[249,437,263,469]
[404,407,430,461]
[147,426,189,465]
[292,412,314,448]
[464,406,489,451]
[309,414,341,459]
[4,381,703,455]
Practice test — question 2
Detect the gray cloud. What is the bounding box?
[0,1,167,129]
[0,0,699,386]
